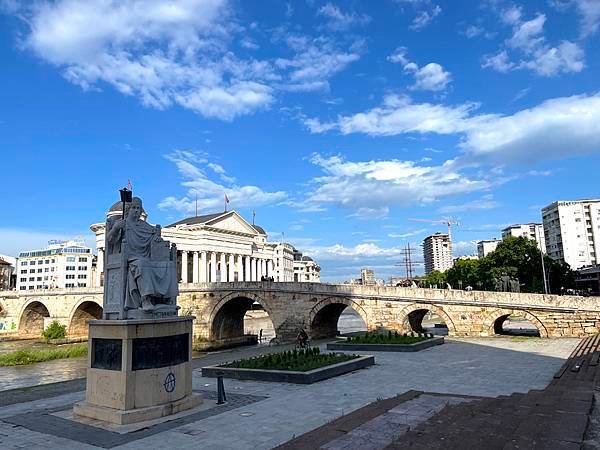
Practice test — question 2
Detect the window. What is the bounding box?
[45,268,49,272]
[79,257,88,262]
[66,266,75,271]
[20,270,27,274]
[67,257,76,262]
[20,286,26,290]
[20,278,26,282]
[78,266,87,271]
[51,267,55,272]
[78,283,87,287]
[65,283,75,288]
[29,269,35,273]
[44,276,48,281]
[37,269,42,273]
[37,277,42,281]
[45,260,49,264]
[66,274,75,279]
[36,285,42,289]
[78,274,87,279]
[28,286,34,290]
[29,277,34,281]
[21,261,27,266]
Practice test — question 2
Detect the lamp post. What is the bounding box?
[119,187,133,219]
[536,227,548,294]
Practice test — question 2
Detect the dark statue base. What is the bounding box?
[124,304,179,320]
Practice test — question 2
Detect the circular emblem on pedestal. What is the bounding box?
[164,372,176,393]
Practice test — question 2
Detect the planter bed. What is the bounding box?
[327,336,444,352]
[202,355,375,384]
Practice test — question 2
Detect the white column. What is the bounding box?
[252,258,258,281]
[210,252,217,282]
[258,258,263,279]
[192,251,199,284]
[244,256,250,281]
[200,251,207,282]
[181,251,188,283]
[220,253,227,282]
[236,255,243,282]
[96,248,104,287]
[228,254,235,282]
[267,260,273,278]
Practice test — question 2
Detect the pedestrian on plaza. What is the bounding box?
[259,329,263,342]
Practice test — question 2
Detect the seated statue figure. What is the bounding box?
[107,197,178,312]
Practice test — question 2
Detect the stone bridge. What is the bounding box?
[1,282,599,342]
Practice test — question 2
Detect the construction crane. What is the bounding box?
[409,218,459,254]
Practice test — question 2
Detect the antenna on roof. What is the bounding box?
[252,210,256,225]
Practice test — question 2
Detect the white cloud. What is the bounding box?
[348,207,390,220]
[298,153,489,212]
[388,228,428,238]
[483,9,585,77]
[452,240,478,256]
[275,35,363,92]
[395,0,441,30]
[305,92,600,165]
[159,150,287,215]
[317,3,371,31]
[576,0,600,36]
[438,195,499,214]
[306,93,476,136]
[388,47,451,91]
[10,0,363,119]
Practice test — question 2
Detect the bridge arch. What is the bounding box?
[397,303,457,336]
[208,292,275,341]
[309,297,370,339]
[18,298,51,337]
[68,297,103,337]
[482,308,548,338]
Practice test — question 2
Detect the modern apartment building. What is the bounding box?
[360,268,375,286]
[16,240,93,291]
[542,199,600,270]
[502,223,546,252]
[423,233,453,274]
[477,239,501,259]
[292,248,321,282]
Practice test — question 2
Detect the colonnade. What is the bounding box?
[178,250,274,283]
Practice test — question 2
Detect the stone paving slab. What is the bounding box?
[0,337,579,449]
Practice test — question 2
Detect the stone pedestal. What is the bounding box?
[73,316,202,425]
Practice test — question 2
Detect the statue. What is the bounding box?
[104,194,178,318]
[509,277,520,293]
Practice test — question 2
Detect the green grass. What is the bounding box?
[0,344,87,366]
[224,347,358,372]
[347,331,432,345]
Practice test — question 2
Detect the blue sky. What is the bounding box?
[1,0,599,282]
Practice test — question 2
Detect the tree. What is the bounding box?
[445,259,481,289]
[419,270,446,288]
[479,236,575,294]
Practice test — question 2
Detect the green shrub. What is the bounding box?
[41,321,67,341]
[0,344,87,366]
[346,331,430,345]
[224,348,356,372]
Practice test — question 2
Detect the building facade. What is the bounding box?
[16,240,93,291]
[477,239,501,259]
[360,268,375,286]
[575,265,600,296]
[273,243,295,282]
[292,248,321,282]
[542,199,600,270]
[91,204,319,285]
[423,233,453,274]
[502,223,546,252]
[0,257,14,291]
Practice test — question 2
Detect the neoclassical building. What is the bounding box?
[90,203,316,286]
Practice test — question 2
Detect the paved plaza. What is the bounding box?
[0,337,580,449]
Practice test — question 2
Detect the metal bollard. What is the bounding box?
[217,375,227,404]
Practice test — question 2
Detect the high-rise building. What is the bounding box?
[477,239,501,259]
[16,240,93,291]
[502,223,546,252]
[360,268,375,286]
[542,199,600,270]
[423,233,453,274]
